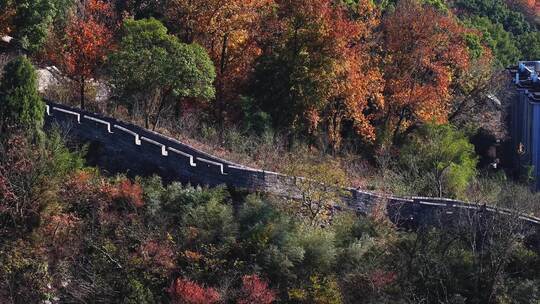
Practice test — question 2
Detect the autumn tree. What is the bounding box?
[322,1,384,149]
[168,277,221,304]
[165,0,274,121]
[109,18,215,130]
[251,0,383,149]
[381,0,471,142]
[46,0,115,109]
[237,275,276,304]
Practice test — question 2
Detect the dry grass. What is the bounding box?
[42,84,385,195]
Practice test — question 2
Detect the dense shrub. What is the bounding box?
[0,56,44,138]
[168,278,221,304]
[398,124,478,198]
[0,137,538,303]
[237,275,276,304]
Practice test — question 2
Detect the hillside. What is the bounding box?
[2,0,540,303]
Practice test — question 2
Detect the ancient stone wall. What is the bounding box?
[44,101,540,231]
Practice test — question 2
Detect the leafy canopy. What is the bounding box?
[109,18,216,101]
[382,0,472,140]
[251,0,383,146]
[463,16,521,68]
[517,31,540,60]
[454,0,532,36]
[45,0,115,109]
[164,0,273,111]
[6,0,73,52]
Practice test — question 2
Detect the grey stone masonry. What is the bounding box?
[43,102,540,237]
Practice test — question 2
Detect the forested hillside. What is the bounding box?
[2,0,540,303]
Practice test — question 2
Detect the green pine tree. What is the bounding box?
[0,56,45,138]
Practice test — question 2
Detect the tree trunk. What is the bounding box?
[220,33,228,75]
[153,89,171,131]
[215,34,229,142]
[153,101,165,131]
[143,92,152,129]
[392,108,406,144]
[80,76,85,109]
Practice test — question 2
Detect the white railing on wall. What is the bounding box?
[44,102,540,228]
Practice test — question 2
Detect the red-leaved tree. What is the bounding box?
[168,277,221,304]
[137,239,176,275]
[237,274,275,304]
[47,0,116,109]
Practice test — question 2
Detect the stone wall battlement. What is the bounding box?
[43,102,540,229]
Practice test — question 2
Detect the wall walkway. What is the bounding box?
[43,102,540,236]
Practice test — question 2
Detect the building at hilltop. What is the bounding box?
[510,61,540,189]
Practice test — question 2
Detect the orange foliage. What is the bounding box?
[382,0,471,138]
[62,170,104,204]
[166,0,275,114]
[111,179,144,208]
[168,277,221,304]
[61,171,119,230]
[87,0,115,20]
[62,172,144,225]
[322,0,384,146]
[292,0,383,146]
[183,250,203,262]
[256,0,383,147]
[53,0,114,79]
